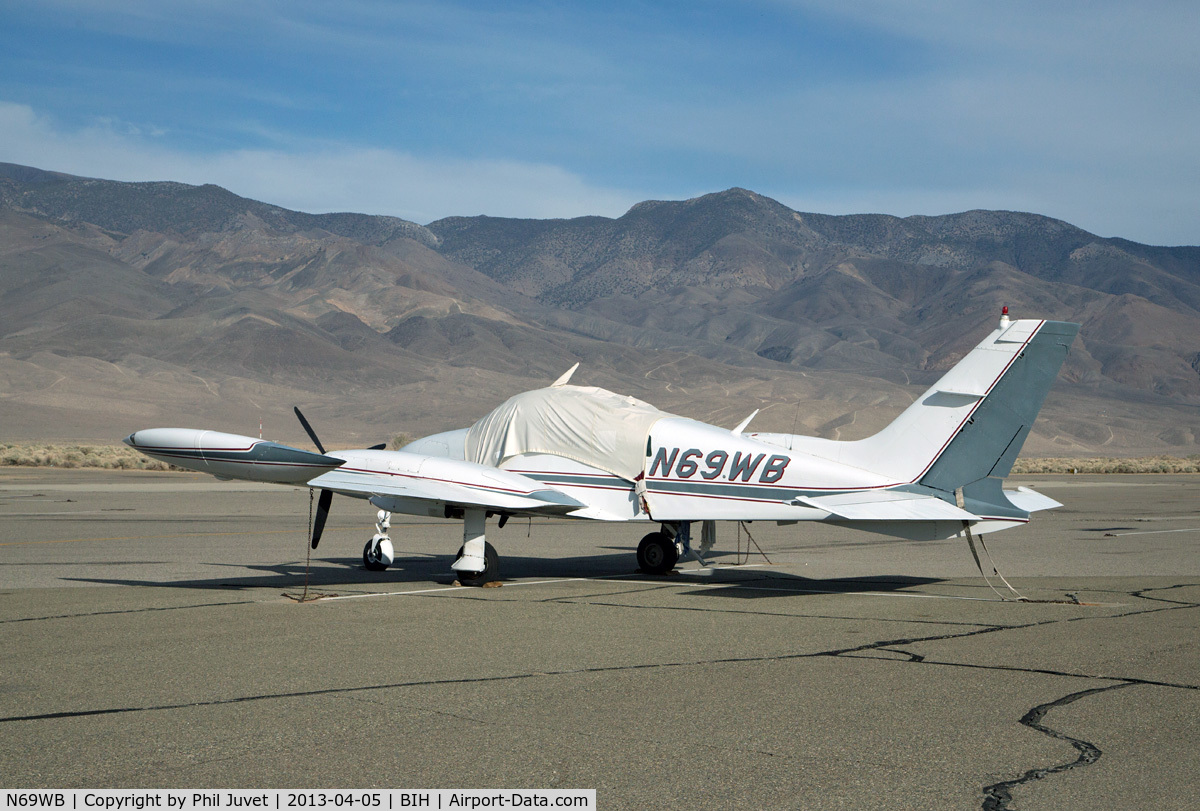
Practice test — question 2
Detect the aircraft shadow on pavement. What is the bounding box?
[63,548,942,597]
[671,571,944,598]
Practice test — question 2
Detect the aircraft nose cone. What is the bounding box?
[122,432,137,448]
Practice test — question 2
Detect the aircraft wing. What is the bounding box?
[306,468,587,515]
[793,490,981,521]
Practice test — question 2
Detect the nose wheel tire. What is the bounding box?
[637,531,678,575]
[363,540,390,571]
[455,541,499,586]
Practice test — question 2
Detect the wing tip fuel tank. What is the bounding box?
[124,428,344,483]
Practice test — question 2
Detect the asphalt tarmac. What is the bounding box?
[1,468,1198,809]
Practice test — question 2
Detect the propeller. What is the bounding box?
[311,488,332,549]
[293,407,390,549]
[294,406,327,455]
[294,406,331,549]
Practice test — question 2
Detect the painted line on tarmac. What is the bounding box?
[320,575,646,601]
[319,565,780,602]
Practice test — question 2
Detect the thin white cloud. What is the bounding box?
[627,1,1200,244]
[0,101,640,223]
[6,1,1198,244]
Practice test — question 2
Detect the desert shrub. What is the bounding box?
[0,443,177,470]
[1012,456,1200,474]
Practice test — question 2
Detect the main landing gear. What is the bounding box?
[637,524,686,575]
[451,507,499,585]
[454,541,499,586]
[638,522,713,575]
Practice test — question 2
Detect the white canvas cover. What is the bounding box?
[465,385,672,480]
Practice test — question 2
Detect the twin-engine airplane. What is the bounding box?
[124,312,1080,585]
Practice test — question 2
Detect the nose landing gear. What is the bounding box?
[363,510,394,571]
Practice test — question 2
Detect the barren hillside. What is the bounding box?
[2,164,1197,454]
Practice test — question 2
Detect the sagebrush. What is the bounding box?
[1011,456,1200,474]
[1,444,176,470]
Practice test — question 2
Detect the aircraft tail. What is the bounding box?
[788,317,1080,497]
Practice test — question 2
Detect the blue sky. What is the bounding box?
[1,0,1197,245]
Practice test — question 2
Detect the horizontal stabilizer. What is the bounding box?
[793,490,979,522]
[1004,486,1062,513]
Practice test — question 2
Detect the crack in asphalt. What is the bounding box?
[0,599,258,624]
[871,647,925,662]
[0,621,1045,724]
[3,593,1194,726]
[2,578,1197,808]
[547,596,998,628]
[981,682,1139,811]
[813,583,1200,808]
[877,654,1197,691]
[1129,582,1200,605]
[971,583,1200,809]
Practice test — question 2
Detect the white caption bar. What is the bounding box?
[2,791,596,811]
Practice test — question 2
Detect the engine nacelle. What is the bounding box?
[123,428,344,484]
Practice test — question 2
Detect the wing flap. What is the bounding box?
[307,469,585,514]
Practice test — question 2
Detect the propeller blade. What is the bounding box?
[311,488,333,549]
[293,407,327,455]
[368,443,387,450]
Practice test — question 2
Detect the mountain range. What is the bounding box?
[2,161,1197,455]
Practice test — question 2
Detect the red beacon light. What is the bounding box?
[1000,305,1011,329]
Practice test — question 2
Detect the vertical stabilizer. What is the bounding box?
[780,318,1080,489]
[917,320,1079,492]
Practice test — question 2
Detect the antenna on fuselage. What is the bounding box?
[551,362,580,387]
[731,410,759,435]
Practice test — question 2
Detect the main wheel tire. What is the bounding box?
[455,541,499,586]
[637,531,678,575]
[363,539,390,571]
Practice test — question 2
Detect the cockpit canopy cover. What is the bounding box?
[464,384,672,481]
